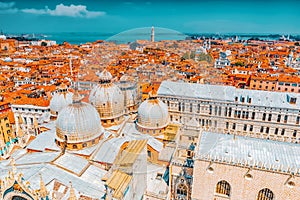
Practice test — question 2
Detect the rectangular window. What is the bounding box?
[274,128,278,135]
[260,126,264,133]
[262,113,266,121]
[226,122,229,129]
[243,124,247,131]
[293,130,297,137]
[268,114,272,121]
[277,114,281,122]
[281,129,285,136]
[290,97,297,104]
[237,111,241,118]
[296,116,300,125]
[190,103,193,112]
[225,107,228,116]
[251,112,255,120]
[266,127,269,134]
[245,111,249,119]
[232,123,236,130]
[284,115,288,123]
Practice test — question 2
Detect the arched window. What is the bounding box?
[216,180,231,197]
[257,188,274,200]
[176,183,187,196]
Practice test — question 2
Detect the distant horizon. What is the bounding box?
[4,31,300,36]
[1,0,300,34]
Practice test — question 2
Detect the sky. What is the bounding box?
[0,0,300,34]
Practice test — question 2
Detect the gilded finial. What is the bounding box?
[68,181,77,200]
[39,173,48,198]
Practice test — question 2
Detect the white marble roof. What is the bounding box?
[81,164,107,190]
[146,163,168,198]
[0,155,106,198]
[197,132,300,174]
[54,153,89,175]
[158,81,300,109]
[158,146,175,162]
[26,128,60,152]
[91,137,129,164]
[15,152,60,165]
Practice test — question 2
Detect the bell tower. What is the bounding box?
[151,26,155,42]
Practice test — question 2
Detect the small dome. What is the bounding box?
[137,95,169,130]
[56,92,103,145]
[118,74,138,110]
[119,74,136,89]
[99,69,113,83]
[50,85,73,115]
[120,74,134,82]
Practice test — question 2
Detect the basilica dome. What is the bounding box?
[50,84,73,116]
[118,74,139,114]
[137,92,169,134]
[55,91,103,150]
[89,69,125,127]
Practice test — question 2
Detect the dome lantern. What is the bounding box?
[99,69,113,84]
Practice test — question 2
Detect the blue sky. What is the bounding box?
[0,0,299,34]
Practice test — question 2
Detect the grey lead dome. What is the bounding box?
[56,94,103,144]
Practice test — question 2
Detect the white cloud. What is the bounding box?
[0,8,17,14]
[0,1,17,13]
[22,3,105,18]
[0,1,15,9]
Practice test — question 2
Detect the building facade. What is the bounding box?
[191,132,300,200]
[158,81,300,143]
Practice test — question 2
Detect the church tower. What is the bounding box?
[151,26,155,42]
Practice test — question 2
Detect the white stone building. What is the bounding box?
[158,81,300,143]
[191,131,300,200]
